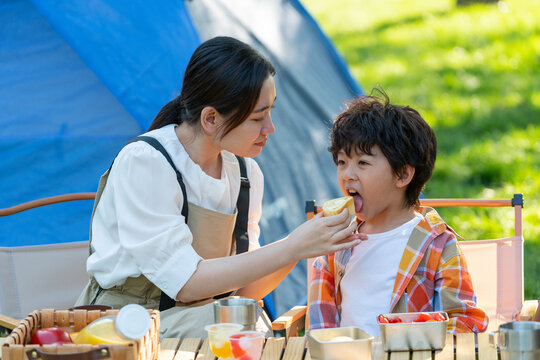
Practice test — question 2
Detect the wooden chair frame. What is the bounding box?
[0,193,96,217]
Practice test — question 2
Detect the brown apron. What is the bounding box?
[75,137,271,338]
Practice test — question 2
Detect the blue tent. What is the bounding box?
[0,0,361,319]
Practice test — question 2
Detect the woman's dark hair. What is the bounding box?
[329,89,437,208]
[148,36,275,137]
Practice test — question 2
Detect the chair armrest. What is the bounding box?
[519,300,538,321]
[534,303,540,322]
[271,306,307,339]
[0,193,96,216]
[0,314,20,336]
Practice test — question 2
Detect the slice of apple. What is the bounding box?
[322,196,355,216]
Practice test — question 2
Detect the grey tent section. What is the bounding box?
[186,0,361,316]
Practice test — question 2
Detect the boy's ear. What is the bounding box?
[200,106,220,133]
[395,165,415,188]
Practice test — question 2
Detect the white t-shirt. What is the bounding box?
[87,124,264,299]
[340,213,423,336]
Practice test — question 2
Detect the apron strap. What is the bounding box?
[233,155,250,254]
[125,136,189,222]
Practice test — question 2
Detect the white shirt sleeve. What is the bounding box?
[88,142,202,299]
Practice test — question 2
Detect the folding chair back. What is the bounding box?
[421,195,524,330]
[0,193,95,319]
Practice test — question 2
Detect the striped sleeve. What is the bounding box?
[307,255,339,329]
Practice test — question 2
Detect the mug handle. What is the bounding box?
[254,301,274,337]
[489,331,506,350]
[488,331,498,348]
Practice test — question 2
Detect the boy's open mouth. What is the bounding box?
[348,189,363,213]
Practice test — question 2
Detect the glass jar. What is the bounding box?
[73,304,151,345]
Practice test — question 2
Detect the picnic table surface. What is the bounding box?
[157,332,498,360]
[0,332,499,360]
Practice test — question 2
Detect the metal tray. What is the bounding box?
[307,327,374,360]
[378,311,449,351]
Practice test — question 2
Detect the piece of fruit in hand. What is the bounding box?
[322,196,355,216]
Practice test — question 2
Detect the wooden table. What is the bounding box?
[158,332,499,360]
[0,333,499,360]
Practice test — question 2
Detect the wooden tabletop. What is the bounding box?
[158,332,499,360]
[0,333,499,360]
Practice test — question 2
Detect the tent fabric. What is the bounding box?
[0,0,361,319]
[1,0,200,247]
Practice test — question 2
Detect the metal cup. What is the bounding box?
[213,297,258,331]
[489,321,540,360]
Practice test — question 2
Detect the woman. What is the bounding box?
[75,36,364,338]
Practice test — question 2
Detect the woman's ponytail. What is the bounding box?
[147,96,184,131]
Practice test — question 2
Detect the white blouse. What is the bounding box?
[87,124,264,299]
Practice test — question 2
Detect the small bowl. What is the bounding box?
[307,327,373,360]
[378,311,448,351]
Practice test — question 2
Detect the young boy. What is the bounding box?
[308,93,489,335]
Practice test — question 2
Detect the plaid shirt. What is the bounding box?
[308,207,489,333]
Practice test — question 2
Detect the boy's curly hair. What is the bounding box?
[329,90,437,208]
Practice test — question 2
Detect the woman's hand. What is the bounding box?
[286,209,367,260]
[177,209,366,303]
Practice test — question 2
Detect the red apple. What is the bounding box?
[30,327,73,346]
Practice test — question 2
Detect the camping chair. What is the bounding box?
[0,193,269,322]
[272,193,528,338]
[0,193,95,320]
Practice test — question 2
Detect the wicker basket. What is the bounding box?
[1,309,160,360]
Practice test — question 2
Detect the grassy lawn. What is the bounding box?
[302,0,539,299]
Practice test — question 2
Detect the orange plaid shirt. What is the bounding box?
[308,207,489,334]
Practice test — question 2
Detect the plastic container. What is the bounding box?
[229,331,265,360]
[205,323,244,359]
[73,304,151,345]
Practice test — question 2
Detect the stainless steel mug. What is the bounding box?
[489,321,540,360]
[213,297,258,331]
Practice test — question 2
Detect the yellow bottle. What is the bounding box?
[74,304,151,345]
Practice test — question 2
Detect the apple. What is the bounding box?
[30,327,73,346]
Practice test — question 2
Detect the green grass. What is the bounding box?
[302,0,539,299]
